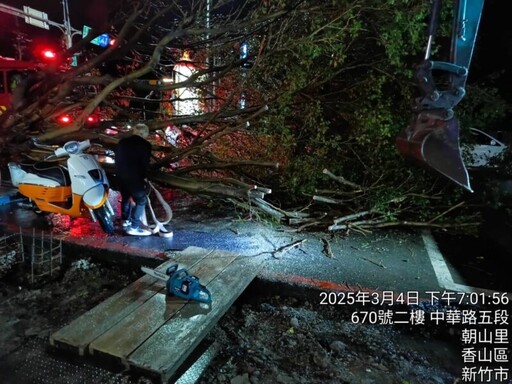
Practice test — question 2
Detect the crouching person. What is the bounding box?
[114,123,152,236]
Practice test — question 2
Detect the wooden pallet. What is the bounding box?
[50,246,264,383]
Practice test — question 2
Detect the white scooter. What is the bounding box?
[8,139,115,234]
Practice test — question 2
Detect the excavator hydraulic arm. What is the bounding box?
[396,0,485,192]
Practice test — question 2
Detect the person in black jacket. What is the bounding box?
[115,123,153,236]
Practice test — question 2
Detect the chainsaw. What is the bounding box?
[141,264,212,304]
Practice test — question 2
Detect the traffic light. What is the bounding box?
[41,49,56,59]
[34,45,58,62]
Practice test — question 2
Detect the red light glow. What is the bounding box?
[42,50,56,59]
[58,115,72,124]
[87,115,98,124]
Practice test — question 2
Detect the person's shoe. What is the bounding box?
[122,220,132,228]
[125,225,152,236]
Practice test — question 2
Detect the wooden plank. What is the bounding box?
[88,249,239,362]
[128,255,265,383]
[49,246,213,355]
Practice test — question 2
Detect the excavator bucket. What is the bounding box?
[396,117,472,192]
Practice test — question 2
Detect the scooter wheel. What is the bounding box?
[93,205,115,235]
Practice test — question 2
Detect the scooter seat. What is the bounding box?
[19,160,71,186]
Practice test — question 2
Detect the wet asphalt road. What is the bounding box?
[1,187,511,300]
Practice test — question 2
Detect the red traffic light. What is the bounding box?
[42,49,56,59]
[34,45,58,61]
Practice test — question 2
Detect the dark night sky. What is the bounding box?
[0,1,509,58]
[0,0,110,56]
[470,0,512,95]
[1,0,510,98]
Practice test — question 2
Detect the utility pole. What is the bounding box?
[205,0,216,111]
[205,0,211,66]
[13,32,31,60]
[11,16,31,60]
[61,0,73,48]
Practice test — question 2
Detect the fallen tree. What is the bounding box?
[1,0,509,235]
[0,0,283,209]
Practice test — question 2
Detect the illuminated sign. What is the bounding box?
[82,25,110,48]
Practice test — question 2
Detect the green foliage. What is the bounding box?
[379,1,430,67]
[458,85,509,131]
[245,0,508,227]
[270,102,341,197]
